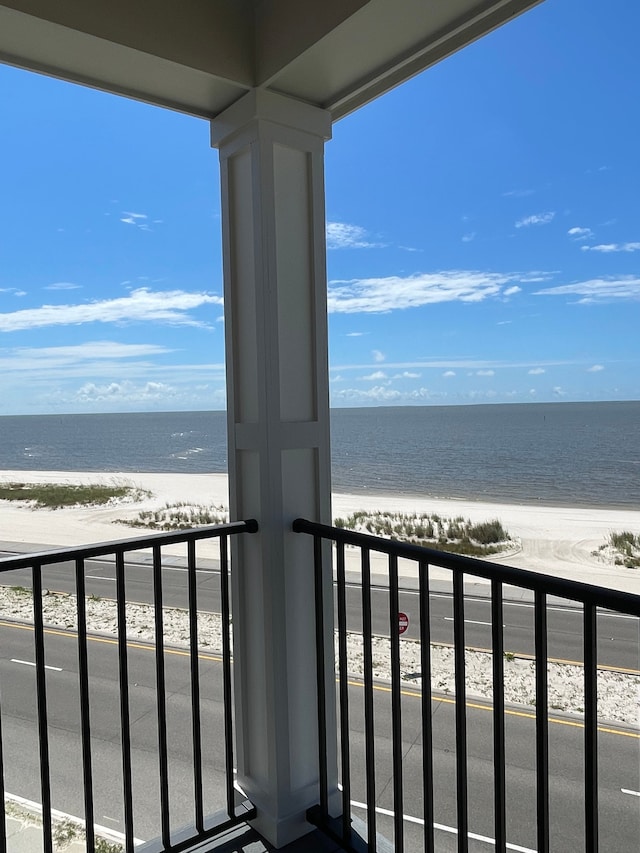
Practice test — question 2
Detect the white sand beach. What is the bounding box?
[0,469,639,592]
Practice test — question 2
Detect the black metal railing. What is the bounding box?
[293,518,640,853]
[0,520,257,853]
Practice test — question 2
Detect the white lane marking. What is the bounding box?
[5,792,145,846]
[503,602,636,619]
[621,788,640,797]
[349,798,536,853]
[86,566,213,579]
[443,617,496,627]
[11,659,62,672]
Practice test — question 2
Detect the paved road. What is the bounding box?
[0,621,638,851]
[1,553,638,672]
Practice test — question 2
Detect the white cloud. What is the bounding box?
[13,341,173,362]
[332,385,402,403]
[528,367,546,375]
[581,242,640,253]
[503,189,535,198]
[515,212,555,228]
[45,282,82,291]
[361,370,388,381]
[328,271,522,314]
[568,226,593,241]
[331,385,442,404]
[587,364,604,372]
[503,286,522,296]
[326,222,382,249]
[462,232,476,243]
[372,349,385,362]
[0,288,223,333]
[443,371,456,377]
[76,380,176,402]
[393,371,421,379]
[346,332,365,337]
[534,276,640,303]
[476,369,495,376]
[121,211,151,231]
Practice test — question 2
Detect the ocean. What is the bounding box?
[0,402,639,509]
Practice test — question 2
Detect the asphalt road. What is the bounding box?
[1,553,638,672]
[0,621,638,851]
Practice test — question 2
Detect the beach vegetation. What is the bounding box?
[0,481,149,509]
[121,501,229,530]
[595,530,640,569]
[333,510,511,557]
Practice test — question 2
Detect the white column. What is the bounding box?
[211,90,336,848]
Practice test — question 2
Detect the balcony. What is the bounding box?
[1,519,638,852]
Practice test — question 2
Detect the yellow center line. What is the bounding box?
[0,619,222,662]
[3,619,637,740]
[345,679,640,739]
[438,640,640,677]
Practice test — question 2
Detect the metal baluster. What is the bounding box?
[313,534,329,818]
[187,538,204,833]
[220,534,237,817]
[534,591,549,853]
[75,557,95,853]
[418,560,435,853]
[32,565,53,853]
[0,659,7,853]
[153,544,170,847]
[388,554,404,852]
[491,580,506,853]
[336,541,352,843]
[453,571,468,853]
[584,603,599,853]
[361,548,377,850]
[116,551,135,853]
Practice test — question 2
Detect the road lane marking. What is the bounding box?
[621,788,640,797]
[346,679,640,739]
[2,619,637,739]
[0,619,223,663]
[11,658,62,671]
[348,798,536,852]
[443,617,497,627]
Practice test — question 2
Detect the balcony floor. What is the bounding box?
[201,823,345,852]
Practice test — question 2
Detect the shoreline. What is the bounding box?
[1,469,640,593]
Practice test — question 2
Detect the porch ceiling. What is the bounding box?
[0,0,542,119]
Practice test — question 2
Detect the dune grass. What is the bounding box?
[0,481,148,509]
[333,510,511,557]
[595,530,640,569]
[122,501,229,530]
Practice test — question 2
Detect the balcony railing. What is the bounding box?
[2,516,639,853]
[0,520,257,853]
[293,517,640,853]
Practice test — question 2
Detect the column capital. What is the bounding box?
[211,89,332,149]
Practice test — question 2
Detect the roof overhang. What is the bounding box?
[0,0,543,120]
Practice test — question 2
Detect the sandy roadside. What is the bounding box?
[1,469,639,593]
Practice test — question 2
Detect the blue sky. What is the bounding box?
[1,0,639,415]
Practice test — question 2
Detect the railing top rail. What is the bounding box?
[293,517,640,617]
[0,519,258,573]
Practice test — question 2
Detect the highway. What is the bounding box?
[1,552,638,672]
[0,621,638,851]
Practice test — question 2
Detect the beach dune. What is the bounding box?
[1,469,639,593]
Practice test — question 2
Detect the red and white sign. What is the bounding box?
[398,612,409,635]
